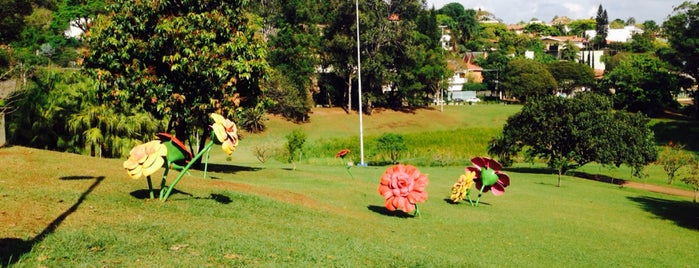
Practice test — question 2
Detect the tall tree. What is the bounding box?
[0,0,33,43]
[594,5,608,48]
[660,1,699,119]
[84,0,268,156]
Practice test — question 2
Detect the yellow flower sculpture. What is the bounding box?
[123,140,167,179]
[210,113,239,155]
[450,170,475,203]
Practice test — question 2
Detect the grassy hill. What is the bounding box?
[1,104,698,267]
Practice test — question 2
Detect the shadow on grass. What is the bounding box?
[200,164,262,174]
[129,190,232,204]
[503,166,554,175]
[651,120,699,153]
[442,198,490,206]
[0,176,104,266]
[567,171,626,185]
[627,196,699,230]
[129,188,192,200]
[367,205,414,218]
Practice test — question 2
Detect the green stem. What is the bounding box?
[146,175,154,199]
[158,166,170,200]
[414,203,421,217]
[160,140,215,201]
[466,189,474,206]
[203,147,211,179]
[475,184,486,206]
[340,158,354,179]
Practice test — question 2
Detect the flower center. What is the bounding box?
[481,168,499,186]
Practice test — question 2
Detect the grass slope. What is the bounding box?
[1,105,698,267]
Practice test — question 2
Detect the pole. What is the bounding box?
[356,0,365,166]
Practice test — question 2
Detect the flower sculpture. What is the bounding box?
[450,170,475,205]
[122,113,239,201]
[378,164,429,216]
[123,141,167,180]
[466,157,510,206]
[335,149,354,179]
[210,113,239,155]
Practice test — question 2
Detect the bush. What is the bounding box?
[376,133,407,163]
[285,129,307,165]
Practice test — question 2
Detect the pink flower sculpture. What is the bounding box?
[378,164,428,215]
[466,157,510,206]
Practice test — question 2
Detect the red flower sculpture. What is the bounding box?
[336,149,350,158]
[378,164,428,214]
[466,157,510,206]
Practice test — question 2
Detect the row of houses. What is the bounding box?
[442,25,643,101]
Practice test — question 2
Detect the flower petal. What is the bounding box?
[490,183,505,196]
[497,172,510,187]
[471,157,487,170]
[210,113,225,124]
[486,158,503,170]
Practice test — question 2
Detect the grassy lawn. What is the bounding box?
[2,104,698,267]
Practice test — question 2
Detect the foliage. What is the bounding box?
[375,133,407,163]
[599,54,681,116]
[495,93,657,186]
[681,159,699,203]
[264,69,312,122]
[437,3,479,45]
[239,104,267,133]
[501,58,557,101]
[593,5,608,48]
[285,128,307,165]
[524,23,560,36]
[0,0,33,43]
[83,0,269,156]
[658,141,694,185]
[559,40,580,61]
[567,19,596,36]
[660,1,699,119]
[547,60,595,95]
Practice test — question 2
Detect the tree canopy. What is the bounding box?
[600,54,681,116]
[491,93,657,186]
[501,58,557,101]
[83,0,269,152]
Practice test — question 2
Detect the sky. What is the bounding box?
[424,0,688,24]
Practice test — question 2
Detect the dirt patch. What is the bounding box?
[622,181,696,199]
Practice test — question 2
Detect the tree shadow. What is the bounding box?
[202,164,262,174]
[651,120,699,153]
[0,176,104,266]
[366,205,414,218]
[503,166,554,175]
[567,171,626,185]
[627,196,699,230]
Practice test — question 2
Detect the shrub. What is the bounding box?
[285,129,307,165]
[376,133,407,163]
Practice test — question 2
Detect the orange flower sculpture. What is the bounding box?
[378,164,428,215]
[123,140,167,179]
[210,113,239,155]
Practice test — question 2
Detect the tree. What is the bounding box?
[84,0,268,158]
[594,5,608,48]
[629,31,655,53]
[547,60,595,95]
[559,40,581,61]
[660,1,699,119]
[0,0,33,43]
[500,59,557,101]
[437,3,478,46]
[494,93,657,186]
[599,54,681,116]
[657,141,693,184]
[681,159,699,203]
[568,19,596,36]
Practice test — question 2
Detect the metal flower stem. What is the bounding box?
[339,158,354,179]
[414,203,421,217]
[203,147,212,179]
[466,190,474,206]
[146,176,155,199]
[160,140,215,201]
[475,184,487,206]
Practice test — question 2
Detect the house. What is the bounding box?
[446,52,485,98]
[584,25,643,43]
[541,35,588,58]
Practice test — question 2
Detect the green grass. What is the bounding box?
[2,104,698,267]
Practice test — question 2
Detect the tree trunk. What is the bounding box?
[347,73,352,111]
[0,112,5,147]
